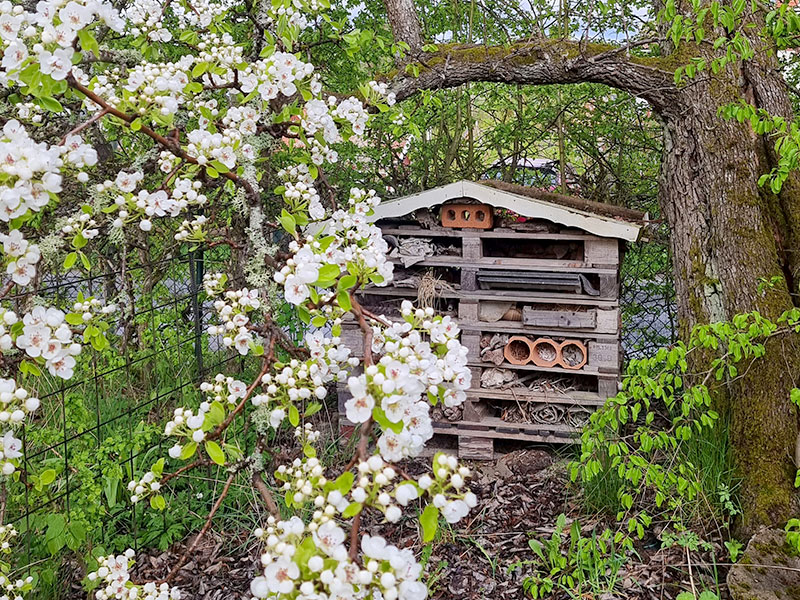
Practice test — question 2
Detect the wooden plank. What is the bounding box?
[598,273,618,298]
[379,226,600,241]
[584,238,620,266]
[596,308,620,333]
[434,424,578,444]
[523,307,597,330]
[341,324,364,358]
[597,378,620,398]
[460,320,619,340]
[461,268,478,291]
[463,400,492,422]
[465,388,606,406]
[467,359,618,377]
[460,332,482,357]
[361,286,619,307]
[387,256,618,275]
[458,436,494,460]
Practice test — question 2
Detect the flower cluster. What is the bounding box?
[422,454,477,523]
[0,0,124,87]
[345,301,470,462]
[250,514,426,600]
[199,373,247,406]
[1,229,40,286]
[0,378,40,425]
[61,211,100,242]
[203,276,260,356]
[0,120,64,222]
[127,470,161,504]
[274,188,393,306]
[16,306,82,379]
[277,164,325,220]
[87,57,192,116]
[164,406,209,445]
[350,455,407,523]
[105,176,208,232]
[173,215,207,243]
[275,455,328,508]
[254,359,329,429]
[88,550,181,600]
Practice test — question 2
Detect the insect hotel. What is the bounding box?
[338,180,644,459]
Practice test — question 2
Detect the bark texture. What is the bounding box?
[384,0,800,534]
[382,0,424,53]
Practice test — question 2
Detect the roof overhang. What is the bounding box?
[371,181,643,242]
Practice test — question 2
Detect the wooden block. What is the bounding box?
[460,332,481,358]
[597,377,619,398]
[462,237,483,260]
[598,274,618,298]
[468,366,481,389]
[463,400,491,422]
[588,341,621,373]
[523,307,597,330]
[458,299,479,321]
[341,324,364,358]
[596,308,620,334]
[584,238,620,266]
[461,268,478,291]
[459,436,493,460]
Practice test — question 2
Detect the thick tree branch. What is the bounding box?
[382,0,424,53]
[390,40,680,115]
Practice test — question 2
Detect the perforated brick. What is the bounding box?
[440,203,493,229]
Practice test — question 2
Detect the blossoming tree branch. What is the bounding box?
[0,0,478,598]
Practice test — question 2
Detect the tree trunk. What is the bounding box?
[660,71,800,533]
[383,2,800,534]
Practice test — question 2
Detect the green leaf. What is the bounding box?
[333,471,354,495]
[65,313,83,326]
[79,251,91,271]
[151,458,165,476]
[208,401,225,426]
[338,274,358,291]
[342,502,363,518]
[72,233,87,249]
[63,252,77,270]
[39,469,56,486]
[420,504,439,542]
[279,210,297,235]
[150,494,166,511]
[39,96,63,113]
[205,441,225,465]
[78,28,100,58]
[130,118,142,132]
[337,290,352,311]
[288,404,300,427]
[180,442,198,460]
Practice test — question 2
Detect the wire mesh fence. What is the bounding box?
[620,232,678,360]
[9,246,261,591]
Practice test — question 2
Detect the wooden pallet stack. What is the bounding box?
[337,180,644,459]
